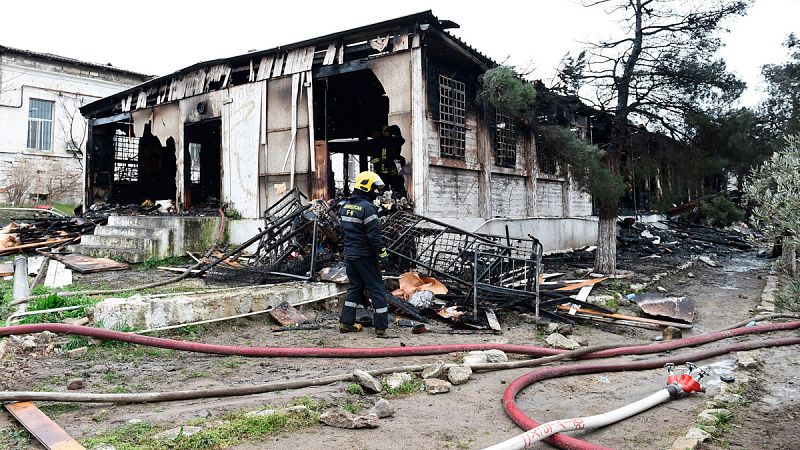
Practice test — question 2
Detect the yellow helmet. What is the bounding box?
[354,171,386,194]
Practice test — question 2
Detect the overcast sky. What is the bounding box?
[2,0,797,106]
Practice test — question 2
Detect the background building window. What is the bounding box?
[536,140,559,176]
[113,130,140,182]
[438,75,466,160]
[494,110,517,168]
[27,98,54,150]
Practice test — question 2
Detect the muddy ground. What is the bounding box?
[1,251,798,450]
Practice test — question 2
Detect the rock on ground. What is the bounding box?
[320,409,379,429]
[484,349,508,363]
[421,361,447,379]
[369,399,395,418]
[385,372,413,390]
[447,365,472,385]
[353,369,382,392]
[545,332,580,350]
[154,426,203,440]
[463,351,488,366]
[424,378,452,394]
[697,408,730,425]
[662,326,683,341]
[67,379,84,390]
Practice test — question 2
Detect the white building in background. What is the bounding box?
[0,45,150,206]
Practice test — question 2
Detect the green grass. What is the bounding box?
[603,298,620,311]
[38,403,79,416]
[345,383,364,395]
[0,427,31,448]
[18,291,97,324]
[136,256,190,270]
[381,374,422,396]
[183,370,211,380]
[104,371,119,383]
[341,401,363,414]
[82,397,321,450]
[220,357,246,369]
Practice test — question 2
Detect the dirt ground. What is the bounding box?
[1,251,798,450]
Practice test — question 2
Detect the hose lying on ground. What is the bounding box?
[1,335,796,405]
[500,336,800,450]
[1,320,798,358]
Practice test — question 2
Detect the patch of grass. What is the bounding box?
[104,371,119,383]
[168,324,205,339]
[38,403,79,416]
[0,426,31,448]
[341,401,363,414]
[220,357,246,369]
[18,292,96,324]
[345,383,364,395]
[183,370,211,380]
[603,298,620,311]
[136,256,189,270]
[104,385,129,394]
[63,335,90,351]
[381,374,422,396]
[82,399,320,450]
[290,396,320,410]
[711,410,734,433]
[83,421,156,448]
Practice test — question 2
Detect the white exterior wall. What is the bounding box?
[0,52,146,204]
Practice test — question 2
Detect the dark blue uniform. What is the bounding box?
[340,191,389,330]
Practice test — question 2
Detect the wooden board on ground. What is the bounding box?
[44,261,72,289]
[269,301,308,326]
[485,309,502,332]
[554,304,693,329]
[556,277,608,291]
[5,401,85,450]
[48,253,130,274]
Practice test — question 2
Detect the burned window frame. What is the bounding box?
[27,98,54,151]
[535,137,559,177]
[112,130,140,182]
[438,75,466,160]
[494,109,517,168]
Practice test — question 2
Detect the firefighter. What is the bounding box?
[338,171,393,337]
[370,125,407,199]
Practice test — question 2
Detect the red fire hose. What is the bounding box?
[1,321,797,358]
[501,335,800,450]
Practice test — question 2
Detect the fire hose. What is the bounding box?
[0,321,798,450]
[487,363,710,450]
[0,320,798,358]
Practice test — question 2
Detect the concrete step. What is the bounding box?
[80,234,157,252]
[77,245,149,263]
[94,225,172,241]
[107,215,190,229]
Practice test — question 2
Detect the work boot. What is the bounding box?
[339,323,363,333]
[375,328,399,338]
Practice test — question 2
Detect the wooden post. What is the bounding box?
[313,141,329,200]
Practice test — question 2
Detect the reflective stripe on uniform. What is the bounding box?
[374,307,388,314]
[341,216,364,223]
[363,214,379,224]
[344,301,359,308]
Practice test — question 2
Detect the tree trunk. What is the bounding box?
[594,201,617,274]
[782,241,797,276]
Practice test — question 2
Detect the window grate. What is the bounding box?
[27,98,54,150]
[113,131,140,182]
[439,75,466,160]
[494,110,517,168]
[536,139,559,176]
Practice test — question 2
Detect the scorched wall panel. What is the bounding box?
[536,179,563,217]
[491,174,527,217]
[222,83,262,218]
[426,166,480,217]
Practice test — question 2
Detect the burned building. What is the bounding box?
[79,11,596,252]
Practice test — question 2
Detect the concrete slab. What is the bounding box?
[93,282,343,330]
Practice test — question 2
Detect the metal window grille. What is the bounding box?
[536,140,559,176]
[27,98,54,150]
[113,131,140,182]
[438,75,466,160]
[494,110,517,168]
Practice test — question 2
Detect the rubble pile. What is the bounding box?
[0,216,95,256]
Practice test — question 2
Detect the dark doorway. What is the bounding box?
[314,69,388,197]
[183,119,222,208]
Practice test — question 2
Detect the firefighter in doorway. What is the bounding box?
[338,171,393,337]
[370,125,407,199]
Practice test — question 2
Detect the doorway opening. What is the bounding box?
[314,69,388,198]
[184,119,222,208]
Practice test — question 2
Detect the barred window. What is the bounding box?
[27,98,54,150]
[494,109,517,168]
[438,75,466,160]
[113,130,140,182]
[536,139,559,176]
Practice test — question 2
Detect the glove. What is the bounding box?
[379,249,389,269]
